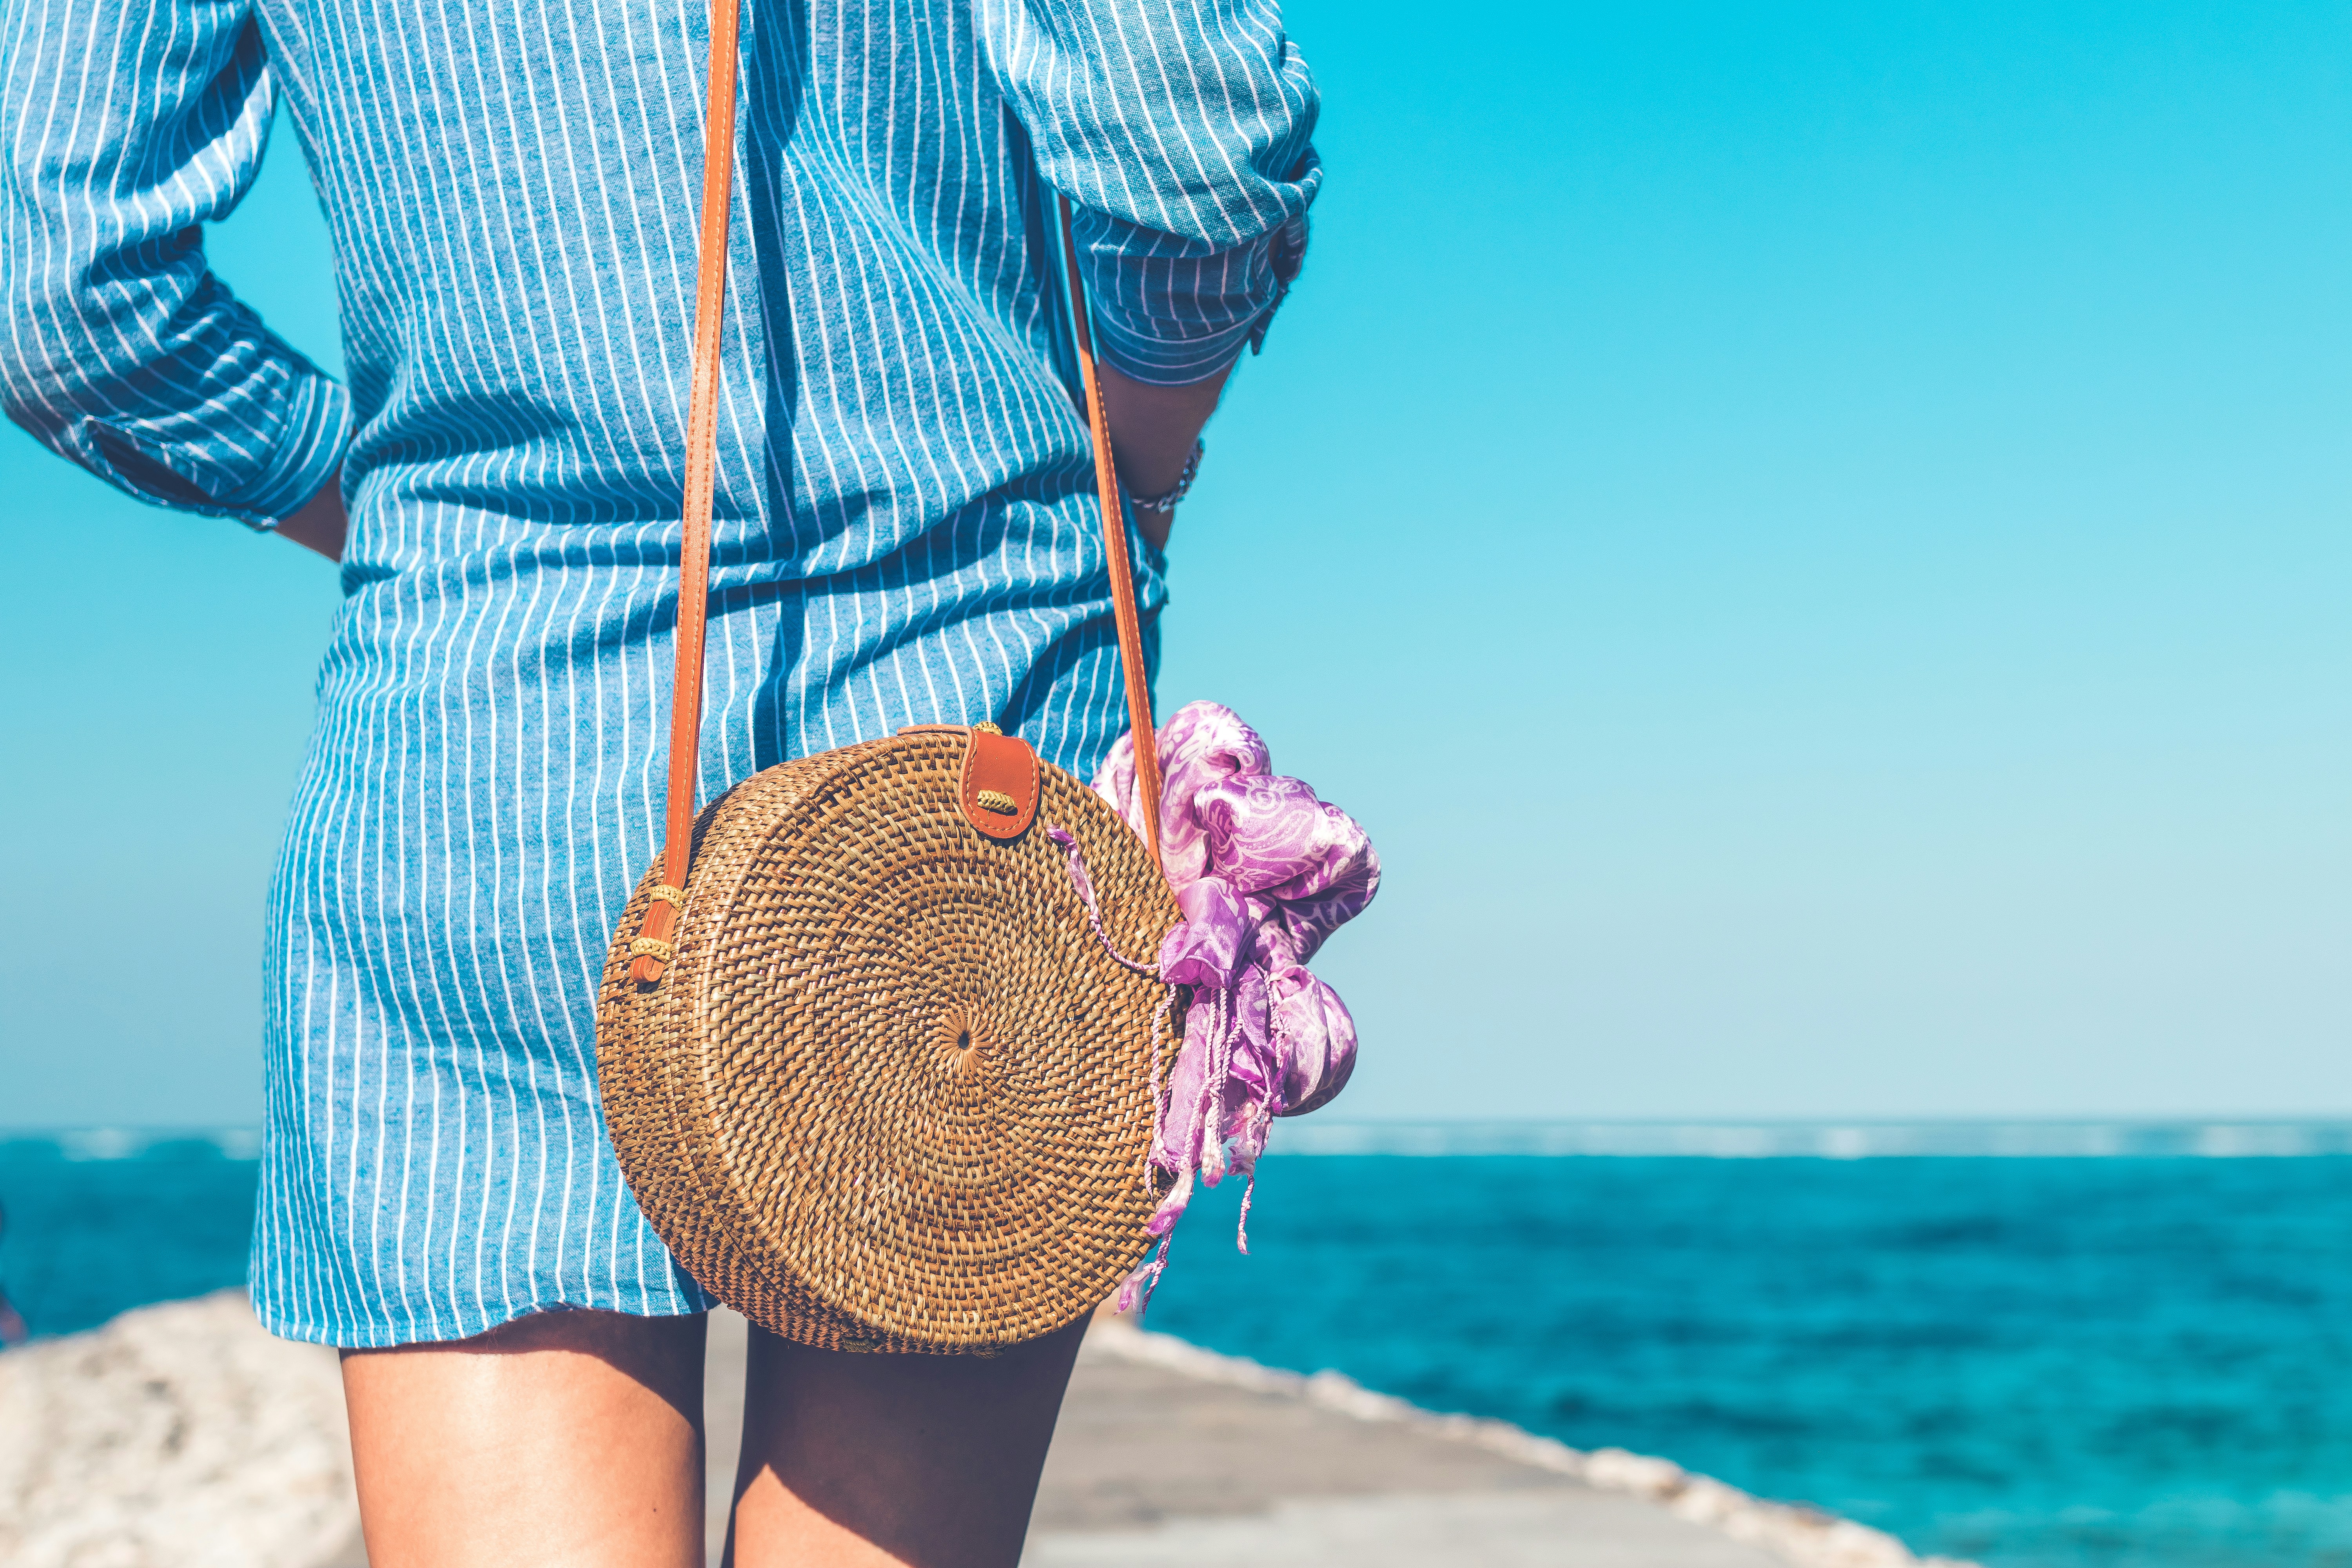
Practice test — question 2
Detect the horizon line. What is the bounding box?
[10,1118,2352,1161]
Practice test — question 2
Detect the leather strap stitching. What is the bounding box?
[629,0,742,987]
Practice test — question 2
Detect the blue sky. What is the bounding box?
[3,0,2345,1127]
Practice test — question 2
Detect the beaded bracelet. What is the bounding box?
[1129,439,1204,514]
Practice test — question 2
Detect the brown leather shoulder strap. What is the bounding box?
[631,11,1163,984]
[1056,194,1166,871]
[627,0,741,985]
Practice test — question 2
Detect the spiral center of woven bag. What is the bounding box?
[931,1005,991,1078]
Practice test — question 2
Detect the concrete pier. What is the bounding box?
[0,1295,1951,1568]
[701,1310,1941,1568]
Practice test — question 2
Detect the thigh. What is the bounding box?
[726,1317,1088,1568]
[341,1308,708,1568]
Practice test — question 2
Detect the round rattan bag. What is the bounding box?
[596,730,1179,1353]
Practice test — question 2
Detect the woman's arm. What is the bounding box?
[980,0,1318,546]
[1097,363,1230,552]
[0,0,350,530]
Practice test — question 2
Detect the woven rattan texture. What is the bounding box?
[597,732,1178,1352]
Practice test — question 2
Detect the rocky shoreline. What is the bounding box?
[0,1293,1970,1568]
[0,1293,356,1568]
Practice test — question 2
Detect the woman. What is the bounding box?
[0,0,1319,1559]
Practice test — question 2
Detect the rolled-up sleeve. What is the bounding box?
[0,0,349,527]
[979,0,1322,385]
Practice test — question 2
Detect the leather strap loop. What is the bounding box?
[960,727,1042,840]
[632,11,1165,985]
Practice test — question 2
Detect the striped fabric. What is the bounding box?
[2,0,1319,1347]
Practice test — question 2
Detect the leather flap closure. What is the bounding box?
[960,728,1038,840]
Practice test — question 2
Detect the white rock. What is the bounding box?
[1304,1368,1419,1424]
[1670,1475,1754,1526]
[1584,1446,1690,1498]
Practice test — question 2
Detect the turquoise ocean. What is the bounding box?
[5,1124,2350,1568]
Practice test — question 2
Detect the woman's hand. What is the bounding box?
[1096,362,1231,552]
[278,468,348,561]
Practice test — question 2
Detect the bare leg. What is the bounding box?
[726,1317,1088,1568]
[341,1308,708,1568]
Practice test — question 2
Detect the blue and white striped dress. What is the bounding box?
[1,0,1319,1346]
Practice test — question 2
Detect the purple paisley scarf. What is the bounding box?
[1056,700,1379,1312]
